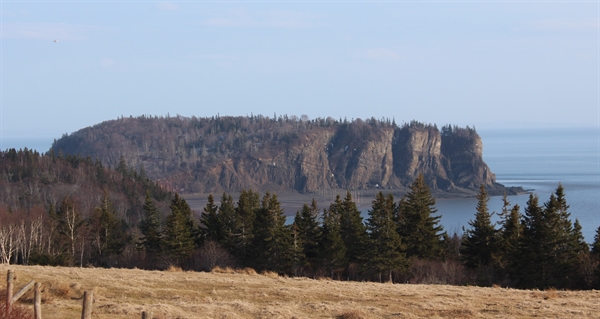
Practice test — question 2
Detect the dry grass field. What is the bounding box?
[1,264,599,319]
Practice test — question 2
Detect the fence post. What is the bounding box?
[11,280,34,304]
[34,282,42,319]
[142,310,153,319]
[6,270,15,313]
[81,290,93,319]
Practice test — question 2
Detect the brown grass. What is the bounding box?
[1,264,600,318]
[165,265,182,272]
[337,310,366,319]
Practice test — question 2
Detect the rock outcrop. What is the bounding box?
[51,116,510,195]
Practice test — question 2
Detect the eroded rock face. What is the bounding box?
[176,124,497,194]
[51,116,499,195]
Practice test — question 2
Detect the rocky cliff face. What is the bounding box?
[51,116,504,195]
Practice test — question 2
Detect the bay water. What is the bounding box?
[440,127,600,243]
[3,127,600,242]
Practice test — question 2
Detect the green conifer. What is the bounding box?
[231,189,259,263]
[251,192,292,273]
[319,197,347,278]
[366,192,405,282]
[217,193,236,248]
[163,193,196,266]
[293,199,321,274]
[138,191,163,256]
[340,191,370,267]
[199,194,220,243]
[460,185,499,270]
[398,173,444,260]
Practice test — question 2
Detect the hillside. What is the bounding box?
[2,264,599,319]
[0,148,171,267]
[51,115,519,196]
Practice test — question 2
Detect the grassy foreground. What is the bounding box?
[1,265,599,319]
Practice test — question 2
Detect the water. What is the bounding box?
[439,127,600,243]
[4,128,600,242]
[0,137,54,153]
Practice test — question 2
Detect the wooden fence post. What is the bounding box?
[6,270,14,313]
[142,310,153,319]
[34,282,42,319]
[11,280,34,304]
[81,290,93,319]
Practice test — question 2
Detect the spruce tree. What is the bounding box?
[163,193,196,266]
[340,191,370,268]
[217,193,236,249]
[289,222,306,276]
[319,198,347,278]
[498,203,522,278]
[571,219,589,255]
[138,191,163,257]
[251,192,292,273]
[514,194,545,288]
[398,173,444,260]
[516,187,583,289]
[460,185,499,270]
[199,194,220,243]
[592,226,600,256]
[231,189,259,263]
[293,199,321,274]
[366,192,405,282]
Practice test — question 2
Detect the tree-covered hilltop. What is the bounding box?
[51,115,517,196]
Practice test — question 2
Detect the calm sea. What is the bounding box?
[440,127,600,243]
[3,128,600,242]
[0,137,54,154]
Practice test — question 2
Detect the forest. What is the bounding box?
[0,147,599,290]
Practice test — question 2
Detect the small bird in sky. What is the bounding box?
[53,40,58,43]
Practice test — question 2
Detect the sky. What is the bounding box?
[0,1,598,150]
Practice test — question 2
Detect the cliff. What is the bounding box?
[51,115,514,196]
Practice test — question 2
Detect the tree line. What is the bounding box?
[136,174,600,290]
[2,148,600,289]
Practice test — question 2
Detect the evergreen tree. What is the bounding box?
[163,193,196,266]
[319,198,347,278]
[138,191,163,256]
[398,173,444,260]
[217,193,237,250]
[366,192,405,282]
[514,194,545,288]
[289,222,306,276]
[590,226,600,289]
[251,192,292,273]
[515,187,583,289]
[592,226,600,256]
[339,191,370,268]
[199,194,220,244]
[231,189,259,262]
[571,219,589,255]
[293,199,321,274]
[498,202,522,278]
[460,185,499,270]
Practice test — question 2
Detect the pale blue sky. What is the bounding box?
[1,1,598,149]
